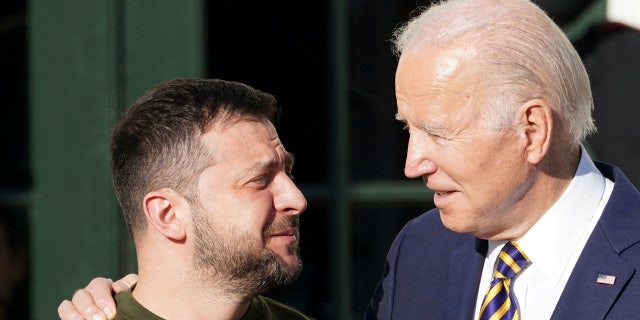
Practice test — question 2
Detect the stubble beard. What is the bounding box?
[192,212,302,296]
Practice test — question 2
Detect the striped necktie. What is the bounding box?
[478,242,530,320]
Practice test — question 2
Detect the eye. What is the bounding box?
[420,125,450,141]
[249,174,272,188]
[253,175,268,181]
[428,132,449,142]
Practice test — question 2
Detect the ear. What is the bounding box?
[520,99,553,165]
[143,188,187,241]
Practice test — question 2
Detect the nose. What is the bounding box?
[274,173,307,216]
[404,133,437,178]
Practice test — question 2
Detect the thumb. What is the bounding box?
[112,273,138,293]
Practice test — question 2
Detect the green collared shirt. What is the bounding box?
[114,288,315,320]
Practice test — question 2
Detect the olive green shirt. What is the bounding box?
[113,288,315,320]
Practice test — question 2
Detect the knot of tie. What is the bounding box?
[494,242,530,280]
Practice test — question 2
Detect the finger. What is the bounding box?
[84,277,118,319]
[70,288,108,320]
[57,300,84,320]
[112,273,138,293]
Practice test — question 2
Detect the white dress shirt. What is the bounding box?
[473,147,614,319]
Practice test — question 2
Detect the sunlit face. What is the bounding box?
[395,47,532,239]
[189,118,307,294]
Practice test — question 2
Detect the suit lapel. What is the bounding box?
[551,224,635,319]
[447,239,487,320]
[553,163,640,319]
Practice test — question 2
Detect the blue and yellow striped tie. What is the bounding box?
[479,242,530,320]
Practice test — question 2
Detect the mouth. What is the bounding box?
[268,228,298,237]
[432,189,458,207]
[265,217,300,247]
[427,183,454,195]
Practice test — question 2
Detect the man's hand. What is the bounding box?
[57,274,138,320]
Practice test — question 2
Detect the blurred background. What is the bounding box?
[1,0,638,319]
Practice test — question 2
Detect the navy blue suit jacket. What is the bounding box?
[365,162,640,319]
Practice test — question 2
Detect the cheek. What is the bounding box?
[234,195,277,230]
[474,132,525,179]
[449,146,513,202]
[428,142,463,169]
[475,153,528,211]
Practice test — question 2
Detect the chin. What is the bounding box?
[439,211,474,234]
[280,253,302,273]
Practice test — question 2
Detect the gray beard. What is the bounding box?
[191,212,302,296]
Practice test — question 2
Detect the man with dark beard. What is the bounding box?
[57,78,312,320]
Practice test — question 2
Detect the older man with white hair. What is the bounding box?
[366,0,640,319]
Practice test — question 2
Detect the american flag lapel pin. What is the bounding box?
[596,273,616,285]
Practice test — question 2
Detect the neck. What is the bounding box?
[131,240,255,319]
[484,144,582,241]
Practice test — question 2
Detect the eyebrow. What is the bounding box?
[395,112,449,137]
[420,123,450,137]
[243,151,295,177]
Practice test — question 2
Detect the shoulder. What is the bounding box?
[594,162,640,249]
[247,295,315,320]
[389,208,469,254]
[113,288,164,320]
[382,208,475,281]
[597,162,640,204]
[595,161,640,198]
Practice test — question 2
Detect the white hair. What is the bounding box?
[392,0,596,146]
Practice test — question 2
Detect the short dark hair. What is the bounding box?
[110,78,278,234]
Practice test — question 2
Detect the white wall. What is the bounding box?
[607,0,640,29]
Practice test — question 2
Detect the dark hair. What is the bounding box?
[110,78,278,234]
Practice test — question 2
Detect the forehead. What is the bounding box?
[395,47,479,123]
[201,119,287,164]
